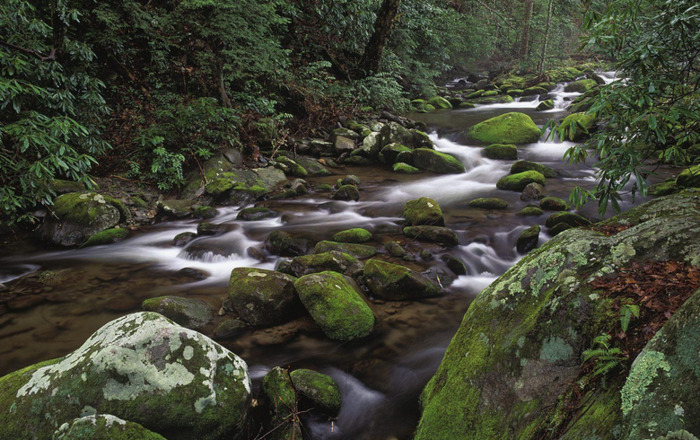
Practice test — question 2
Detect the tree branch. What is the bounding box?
[0,41,55,61]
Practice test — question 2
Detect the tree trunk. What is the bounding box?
[538,0,554,77]
[519,0,534,59]
[359,0,401,77]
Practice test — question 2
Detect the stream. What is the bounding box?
[0,71,652,439]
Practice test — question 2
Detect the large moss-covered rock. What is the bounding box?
[265,231,310,257]
[379,143,412,165]
[412,148,465,174]
[332,184,360,201]
[565,79,597,93]
[468,198,508,210]
[560,112,597,141]
[237,207,278,221]
[0,312,251,440]
[416,193,700,440]
[403,226,459,246]
[539,196,570,211]
[53,415,167,440]
[42,192,124,247]
[290,251,363,277]
[393,162,421,174]
[677,165,700,188]
[545,211,592,228]
[622,289,700,440]
[511,160,558,178]
[403,197,445,226]
[290,369,341,415]
[261,367,301,440]
[364,259,442,300]
[333,228,372,243]
[314,240,377,259]
[294,271,375,341]
[497,171,546,191]
[142,296,213,330]
[427,96,452,109]
[82,228,130,247]
[466,112,541,144]
[228,268,298,327]
[483,144,518,160]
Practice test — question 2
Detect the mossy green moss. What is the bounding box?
[290,369,341,415]
[468,197,508,209]
[53,415,167,440]
[228,268,298,327]
[411,148,465,174]
[522,86,548,96]
[289,251,363,278]
[483,143,518,160]
[379,143,412,164]
[82,228,130,247]
[467,112,541,144]
[536,99,554,111]
[393,162,421,174]
[364,258,441,300]
[53,192,120,227]
[468,95,514,104]
[560,112,597,141]
[403,225,459,246]
[564,79,597,93]
[333,228,372,243]
[497,171,546,191]
[539,197,570,211]
[516,225,541,254]
[427,96,452,109]
[511,160,558,178]
[403,197,444,226]
[520,206,545,216]
[294,271,374,341]
[314,241,377,259]
[545,212,591,228]
[262,367,301,440]
[677,165,700,188]
[649,180,680,196]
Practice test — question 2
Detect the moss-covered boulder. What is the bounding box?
[410,129,434,149]
[275,156,308,178]
[511,160,558,178]
[521,182,546,201]
[519,206,545,216]
[412,148,466,174]
[0,312,251,440]
[157,199,196,218]
[483,144,518,160]
[535,99,554,111]
[468,95,514,105]
[560,112,597,141]
[521,86,548,96]
[290,369,341,415]
[516,225,540,253]
[141,296,213,330]
[545,211,592,229]
[265,231,310,257]
[291,156,332,177]
[261,367,301,440]
[565,79,597,93]
[403,197,445,226]
[677,165,700,188]
[82,228,130,247]
[42,192,125,247]
[237,207,278,221]
[539,197,570,211]
[364,259,442,300]
[416,193,700,440]
[649,180,680,197]
[403,226,459,246]
[427,96,453,109]
[228,268,298,327]
[290,251,363,278]
[466,112,541,144]
[294,271,375,341]
[314,241,377,259]
[49,179,86,195]
[497,171,546,192]
[468,198,508,210]
[332,185,361,201]
[379,143,412,165]
[622,289,700,440]
[380,122,415,147]
[333,228,372,243]
[53,415,167,440]
[393,162,421,174]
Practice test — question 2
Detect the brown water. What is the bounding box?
[0,75,670,439]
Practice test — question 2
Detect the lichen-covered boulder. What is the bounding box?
[403,197,445,226]
[403,226,459,246]
[228,268,298,327]
[483,144,518,160]
[364,259,442,300]
[294,271,375,341]
[412,148,466,174]
[497,171,546,191]
[53,415,167,440]
[141,296,213,330]
[333,228,373,243]
[290,251,363,278]
[42,192,125,247]
[290,369,341,415]
[261,367,301,440]
[510,160,558,178]
[516,225,540,253]
[677,165,700,188]
[416,193,700,440]
[466,112,541,144]
[468,198,508,210]
[380,121,414,147]
[0,312,251,440]
[314,240,377,259]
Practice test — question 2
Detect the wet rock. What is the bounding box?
[82,228,130,247]
[274,156,308,178]
[539,197,570,211]
[314,241,377,259]
[468,198,508,210]
[519,206,545,216]
[0,312,251,440]
[265,231,310,257]
[465,112,541,144]
[53,415,167,440]
[412,149,465,174]
[442,255,467,275]
[536,99,554,111]
[247,246,267,261]
[403,226,459,246]
[42,192,124,247]
[261,367,302,440]
[482,144,518,160]
[291,156,332,176]
[510,160,558,178]
[560,112,597,141]
[426,96,452,110]
[497,171,546,192]
[677,164,700,188]
[339,175,361,186]
[410,130,434,149]
[177,267,209,280]
[294,271,374,341]
[520,182,546,201]
[7,295,46,311]
[193,205,218,219]
[355,132,383,158]
[386,241,408,258]
[564,78,597,93]
[649,180,680,196]
[333,228,373,243]
[521,86,548,96]
[289,179,309,195]
[380,122,415,147]
[516,225,541,254]
[379,143,412,164]
[228,268,298,327]
[141,296,213,330]
[549,222,573,236]
[236,207,278,221]
[173,232,197,247]
[343,155,372,166]
[213,319,247,340]
[393,162,421,174]
[403,197,445,226]
[157,199,196,218]
[332,185,360,201]
[364,259,442,300]
[545,212,592,229]
[290,369,341,415]
[290,251,363,278]
[49,179,86,195]
[197,221,226,236]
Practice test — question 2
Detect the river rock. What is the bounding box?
[415,193,700,440]
[497,171,546,191]
[404,197,445,226]
[468,198,508,210]
[294,271,375,341]
[213,319,247,340]
[141,296,213,330]
[356,132,383,158]
[265,230,310,257]
[536,99,554,111]
[411,129,433,148]
[560,112,597,141]
[516,225,540,253]
[393,162,421,174]
[228,268,298,327]
[364,259,442,300]
[82,228,130,247]
[427,96,452,110]
[412,148,466,174]
[290,251,363,277]
[483,143,518,160]
[379,143,412,164]
[539,196,570,211]
[519,206,545,216]
[274,156,308,178]
[510,160,558,178]
[173,232,197,247]
[0,312,251,440]
[261,367,301,440]
[158,199,196,218]
[677,164,700,188]
[565,78,597,93]
[332,185,360,201]
[521,86,548,96]
[333,228,373,243]
[237,207,278,221]
[314,241,377,259]
[292,156,332,176]
[290,369,341,415]
[466,112,541,144]
[42,192,124,247]
[545,211,592,229]
[52,415,167,439]
[403,226,459,246]
[521,182,546,201]
[386,241,408,258]
[380,121,414,147]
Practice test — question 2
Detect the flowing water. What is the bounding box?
[0,72,659,439]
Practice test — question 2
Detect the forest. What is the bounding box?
[0,0,698,439]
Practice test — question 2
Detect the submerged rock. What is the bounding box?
[332,184,360,201]
[236,207,277,221]
[228,268,298,327]
[364,258,442,300]
[0,312,251,440]
[466,112,541,144]
[141,296,213,330]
